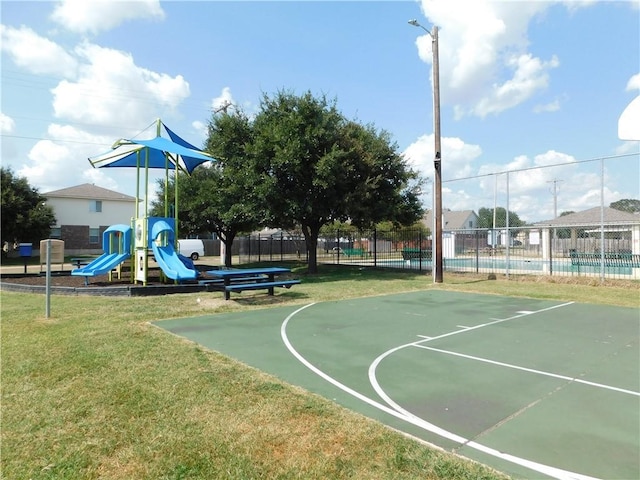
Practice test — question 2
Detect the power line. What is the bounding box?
[444,152,640,184]
[0,134,112,147]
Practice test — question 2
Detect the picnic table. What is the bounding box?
[203,267,301,300]
[70,257,94,269]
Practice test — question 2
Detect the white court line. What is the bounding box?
[415,345,640,397]
[282,302,599,480]
[421,301,575,345]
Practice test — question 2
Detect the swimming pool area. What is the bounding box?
[354,256,639,279]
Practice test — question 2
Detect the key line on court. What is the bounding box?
[416,301,575,345]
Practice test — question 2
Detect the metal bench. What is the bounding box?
[401,248,432,260]
[569,251,640,268]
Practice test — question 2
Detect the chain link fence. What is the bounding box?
[229,154,640,281]
[234,222,639,281]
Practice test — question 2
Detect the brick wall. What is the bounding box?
[61,225,89,249]
[60,225,109,250]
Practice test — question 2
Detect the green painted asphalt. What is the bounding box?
[154,290,639,479]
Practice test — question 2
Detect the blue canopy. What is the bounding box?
[89,120,214,174]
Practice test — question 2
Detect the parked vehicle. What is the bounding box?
[177,239,204,260]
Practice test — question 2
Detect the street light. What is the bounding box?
[408,19,443,283]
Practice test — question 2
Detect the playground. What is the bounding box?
[155,290,639,480]
[23,120,300,299]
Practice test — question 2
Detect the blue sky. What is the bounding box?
[1,0,639,222]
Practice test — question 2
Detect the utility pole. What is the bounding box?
[409,20,443,283]
[547,179,563,218]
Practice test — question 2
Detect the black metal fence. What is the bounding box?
[234,224,639,281]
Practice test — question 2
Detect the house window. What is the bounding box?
[90,200,102,213]
[89,228,100,244]
[50,227,61,239]
[469,221,473,228]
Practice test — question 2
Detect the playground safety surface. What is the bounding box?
[0,265,220,296]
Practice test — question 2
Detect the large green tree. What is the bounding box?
[610,198,640,214]
[477,207,525,228]
[1,167,56,251]
[251,90,423,273]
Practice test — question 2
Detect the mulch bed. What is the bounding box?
[0,265,220,296]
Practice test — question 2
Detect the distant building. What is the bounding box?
[422,209,480,256]
[44,184,137,253]
[422,209,479,231]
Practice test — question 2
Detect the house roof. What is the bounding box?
[44,184,136,202]
[535,207,639,226]
[422,209,478,230]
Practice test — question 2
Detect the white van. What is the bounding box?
[177,239,205,260]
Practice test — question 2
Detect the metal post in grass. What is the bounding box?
[45,239,51,318]
[409,19,443,283]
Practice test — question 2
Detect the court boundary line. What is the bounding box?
[282,301,598,480]
[415,345,640,397]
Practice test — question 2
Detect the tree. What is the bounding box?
[477,207,525,229]
[1,167,56,251]
[150,110,262,267]
[251,90,423,273]
[610,198,640,214]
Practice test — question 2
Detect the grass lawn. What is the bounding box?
[2,264,637,479]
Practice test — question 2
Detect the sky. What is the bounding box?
[1,0,639,223]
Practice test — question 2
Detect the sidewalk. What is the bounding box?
[0,262,69,275]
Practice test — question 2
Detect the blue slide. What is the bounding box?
[72,224,132,280]
[150,220,197,281]
[71,252,130,277]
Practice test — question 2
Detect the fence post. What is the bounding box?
[418,229,423,271]
[373,229,377,267]
[475,229,479,273]
[549,230,554,276]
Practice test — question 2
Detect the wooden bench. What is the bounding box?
[570,251,640,268]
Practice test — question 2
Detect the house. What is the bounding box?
[422,209,479,257]
[44,184,137,254]
[422,209,479,231]
[533,206,639,259]
[535,207,639,227]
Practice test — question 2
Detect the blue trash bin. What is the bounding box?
[19,243,33,257]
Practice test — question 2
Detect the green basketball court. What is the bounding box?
[154,290,639,479]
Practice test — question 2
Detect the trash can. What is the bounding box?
[19,243,33,257]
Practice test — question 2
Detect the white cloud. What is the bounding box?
[18,140,76,192]
[615,140,640,155]
[403,133,482,180]
[472,54,559,117]
[51,0,165,35]
[51,41,191,129]
[3,20,192,195]
[533,98,561,113]
[561,0,598,13]
[626,73,640,91]
[417,0,566,118]
[0,113,15,133]
[0,25,78,78]
[192,120,208,140]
